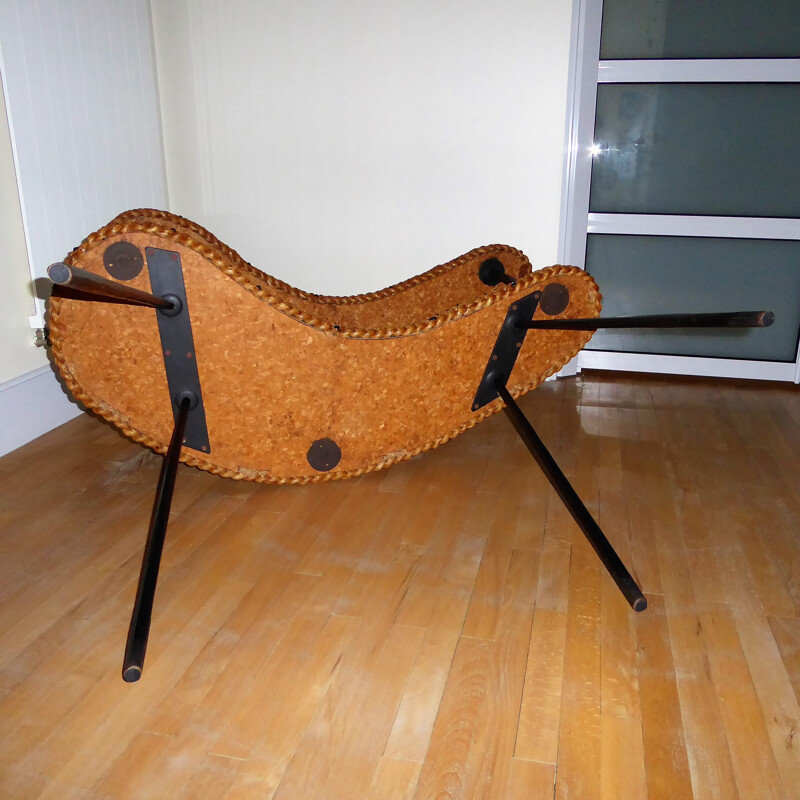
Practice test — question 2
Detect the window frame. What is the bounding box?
[559,0,800,383]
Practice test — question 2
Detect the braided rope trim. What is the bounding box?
[69,209,535,339]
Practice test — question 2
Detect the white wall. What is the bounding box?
[0,76,46,385]
[0,88,78,456]
[0,0,167,329]
[151,0,575,295]
[0,0,167,454]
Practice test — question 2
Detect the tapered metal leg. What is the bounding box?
[122,397,191,682]
[495,379,646,612]
[48,262,178,310]
[478,257,515,286]
[518,310,774,331]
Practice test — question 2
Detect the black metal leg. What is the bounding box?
[478,257,515,286]
[122,396,191,682]
[518,310,774,331]
[48,262,178,310]
[495,379,646,612]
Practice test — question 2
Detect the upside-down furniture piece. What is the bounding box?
[46,209,774,681]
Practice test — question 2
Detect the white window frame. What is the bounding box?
[559,0,800,383]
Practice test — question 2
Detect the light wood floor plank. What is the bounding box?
[600,714,647,800]
[412,636,493,800]
[554,546,602,800]
[515,536,571,764]
[635,593,694,800]
[701,606,785,800]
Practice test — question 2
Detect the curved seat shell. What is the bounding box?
[49,209,601,483]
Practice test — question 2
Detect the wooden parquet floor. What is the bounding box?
[0,372,798,799]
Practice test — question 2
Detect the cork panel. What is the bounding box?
[53,240,170,442]
[136,222,334,328]
[50,226,600,484]
[325,246,531,333]
[97,210,533,334]
[68,215,332,329]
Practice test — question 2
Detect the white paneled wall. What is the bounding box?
[0,0,167,328]
[151,1,574,295]
[0,0,168,454]
[0,76,46,385]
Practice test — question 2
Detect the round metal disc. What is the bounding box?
[103,241,144,281]
[307,438,342,472]
[539,283,570,316]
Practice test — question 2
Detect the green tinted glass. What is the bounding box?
[600,0,800,59]
[584,234,800,362]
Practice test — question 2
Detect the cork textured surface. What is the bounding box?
[48,210,602,483]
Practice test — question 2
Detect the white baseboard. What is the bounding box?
[555,354,580,379]
[0,365,81,457]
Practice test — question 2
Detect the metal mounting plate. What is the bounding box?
[471,291,541,411]
[146,247,211,453]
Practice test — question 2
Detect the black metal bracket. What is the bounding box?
[471,291,541,411]
[146,247,211,454]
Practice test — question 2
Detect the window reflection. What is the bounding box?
[590,84,800,218]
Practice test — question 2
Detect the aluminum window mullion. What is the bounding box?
[599,58,800,83]
[559,0,603,267]
[588,214,800,240]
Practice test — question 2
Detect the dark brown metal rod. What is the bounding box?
[518,310,774,331]
[495,378,646,612]
[478,257,515,286]
[122,397,191,682]
[48,262,176,310]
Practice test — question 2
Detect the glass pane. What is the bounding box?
[583,235,800,362]
[590,83,800,218]
[600,0,800,60]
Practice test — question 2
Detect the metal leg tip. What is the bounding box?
[122,665,142,683]
[633,596,648,613]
